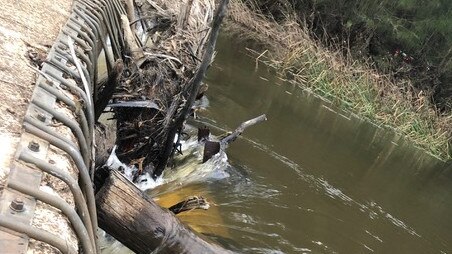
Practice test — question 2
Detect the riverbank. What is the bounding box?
[225,0,451,160]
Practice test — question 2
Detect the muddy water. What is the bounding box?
[192,34,452,253]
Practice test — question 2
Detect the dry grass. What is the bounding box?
[226,0,452,160]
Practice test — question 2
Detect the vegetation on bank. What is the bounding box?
[226,0,451,160]
[245,0,452,111]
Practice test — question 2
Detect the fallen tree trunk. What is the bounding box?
[96,170,232,253]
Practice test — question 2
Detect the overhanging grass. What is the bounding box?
[226,0,452,160]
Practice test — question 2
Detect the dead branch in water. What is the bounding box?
[120,14,144,64]
[220,114,267,145]
[105,0,219,179]
[95,60,124,121]
[168,196,210,215]
[202,114,267,162]
[99,0,231,180]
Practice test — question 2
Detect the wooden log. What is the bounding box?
[168,196,209,215]
[96,170,232,253]
[125,0,137,30]
[121,14,144,64]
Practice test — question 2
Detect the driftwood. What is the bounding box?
[96,170,231,254]
[110,0,221,179]
[168,196,209,215]
[202,114,267,162]
[220,114,267,145]
[120,14,144,64]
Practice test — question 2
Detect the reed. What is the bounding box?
[225,0,452,160]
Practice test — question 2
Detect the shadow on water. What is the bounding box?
[196,33,452,253]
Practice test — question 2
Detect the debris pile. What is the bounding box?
[98,0,216,180]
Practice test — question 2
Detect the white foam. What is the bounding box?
[105,146,162,191]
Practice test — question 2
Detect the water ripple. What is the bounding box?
[242,136,422,239]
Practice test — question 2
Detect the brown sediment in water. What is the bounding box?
[224,0,451,161]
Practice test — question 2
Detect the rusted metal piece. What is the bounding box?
[203,140,221,163]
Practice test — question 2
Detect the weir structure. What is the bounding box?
[0,0,235,252]
[0,0,127,253]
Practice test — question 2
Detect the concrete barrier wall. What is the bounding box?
[0,1,126,253]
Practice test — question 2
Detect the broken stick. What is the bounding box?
[203,114,267,162]
[220,114,267,145]
[168,196,210,215]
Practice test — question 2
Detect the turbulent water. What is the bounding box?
[103,34,452,253]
